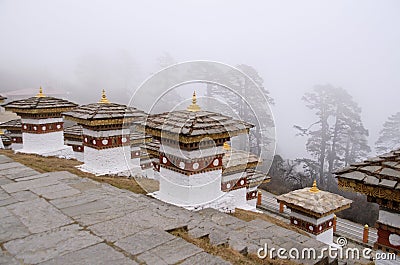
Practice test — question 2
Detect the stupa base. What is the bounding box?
[76,163,142,177]
[149,191,259,213]
[15,145,75,159]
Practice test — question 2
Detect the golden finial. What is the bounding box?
[309,180,320,193]
[99,89,110,104]
[35,86,45,98]
[187,91,201,112]
[223,141,231,151]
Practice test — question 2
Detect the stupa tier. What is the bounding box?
[335,150,400,255]
[64,125,84,162]
[0,119,22,150]
[0,131,11,149]
[3,87,77,156]
[140,91,266,212]
[221,142,270,210]
[276,181,352,245]
[63,90,147,176]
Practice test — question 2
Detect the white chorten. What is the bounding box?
[63,90,147,176]
[276,181,352,246]
[3,87,77,157]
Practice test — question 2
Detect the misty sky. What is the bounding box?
[0,0,399,159]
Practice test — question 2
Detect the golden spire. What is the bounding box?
[309,180,320,193]
[187,91,201,112]
[99,89,110,104]
[223,141,231,151]
[35,86,45,98]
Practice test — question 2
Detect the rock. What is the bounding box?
[4,224,102,264]
[7,198,73,233]
[38,243,137,265]
[115,228,175,255]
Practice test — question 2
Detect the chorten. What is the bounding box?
[63,90,147,176]
[221,142,270,211]
[276,181,352,245]
[130,131,153,177]
[0,119,22,150]
[335,150,400,255]
[141,91,265,212]
[3,87,78,156]
[64,125,84,162]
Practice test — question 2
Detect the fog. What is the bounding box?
[0,0,399,159]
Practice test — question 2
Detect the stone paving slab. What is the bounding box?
[39,243,138,265]
[180,251,232,265]
[115,228,176,256]
[0,249,20,265]
[89,211,151,242]
[31,183,81,200]
[49,189,111,209]
[0,155,14,164]
[0,167,40,180]
[9,190,38,202]
[4,224,103,264]
[136,237,203,265]
[0,207,30,243]
[1,175,62,193]
[0,176,14,185]
[7,198,73,234]
[0,161,24,171]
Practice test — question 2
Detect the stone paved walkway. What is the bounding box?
[0,155,330,265]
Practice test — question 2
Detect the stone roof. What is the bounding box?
[130,132,152,146]
[335,149,400,191]
[142,110,253,142]
[0,95,6,101]
[246,169,270,188]
[63,103,147,126]
[222,149,261,175]
[276,186,352,218]
[0,119,21,129]
[4,96,77,114]
[64,125,83,136]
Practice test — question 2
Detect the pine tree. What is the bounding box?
[295,85,370,189]
[375,112,400,153]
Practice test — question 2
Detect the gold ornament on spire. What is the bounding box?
[35,86,46,98]
[223,142,231,151]
[309,180,320,193]
[99,89,110,104]
[187,91,201,112]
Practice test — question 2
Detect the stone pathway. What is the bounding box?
[0,155,332,265]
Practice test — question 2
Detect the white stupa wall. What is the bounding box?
[11,143,23,150]
[22,131,65,153]
[20,118,65,154]
[74,151,84,162]
[227,187,247,208]
[291,211,335,245]
[82,145,132,175]
[158,167,224,206]
[64,139,84,162]
[141,167,155,179]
